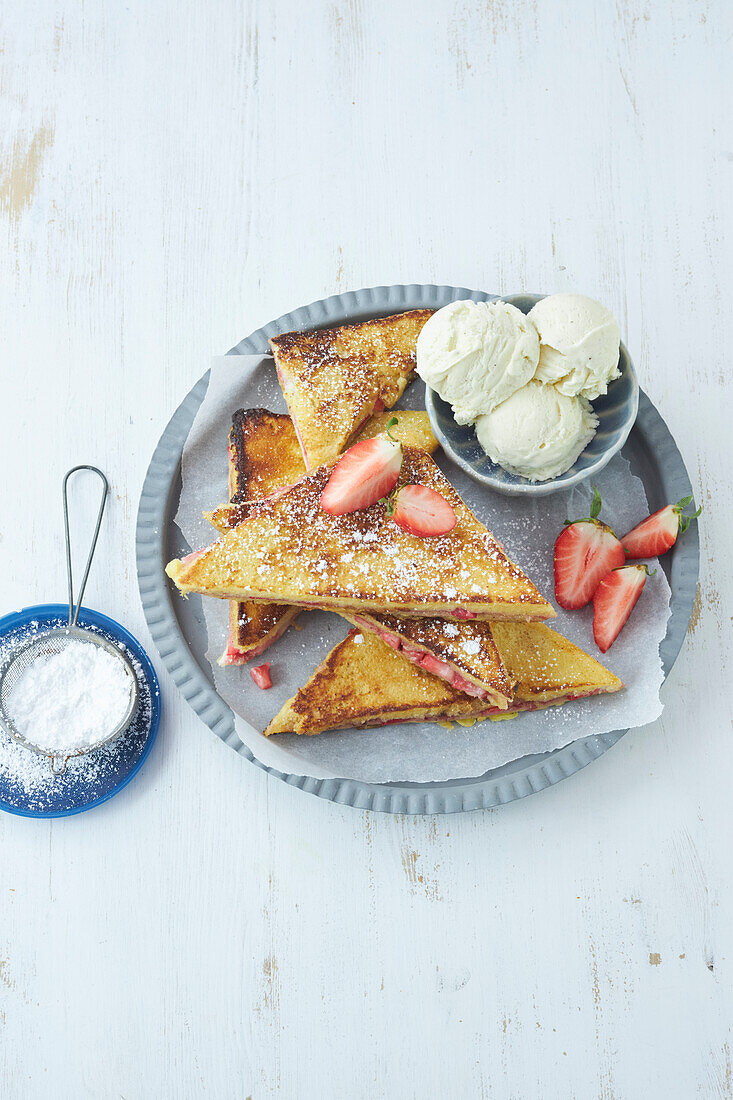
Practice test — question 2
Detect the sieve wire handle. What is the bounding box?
[63,466,109,627]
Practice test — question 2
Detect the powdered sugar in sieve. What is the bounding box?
[0,467,138,773]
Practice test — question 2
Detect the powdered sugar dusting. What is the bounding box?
[193,449,547,614]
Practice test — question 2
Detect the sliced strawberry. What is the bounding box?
[553,488,625,609]
[621,496,701,559]
[320,433,403,515]
[592,564,653,652]
[250,663,272,689]
[391,484,457,538]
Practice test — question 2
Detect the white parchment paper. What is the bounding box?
[173,356,671,783]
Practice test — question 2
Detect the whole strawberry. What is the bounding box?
[554,488,625,610]
[621,495,701,560]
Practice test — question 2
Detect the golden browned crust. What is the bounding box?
[227,407,438,506]
[229,408,306,502]
[351,411,438,453]
[337,610,516,706]
[220,598,300,664]
[270,309,434,470]
[224,410,305,659]
[265,629,473,735]
[222,410,441,658]
[264,626,623,736]
[175,448,555,621]
[490,621,623,700]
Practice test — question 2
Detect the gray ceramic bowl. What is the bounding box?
[424,292,639,497]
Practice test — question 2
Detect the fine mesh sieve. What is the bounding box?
[0,467,138,773]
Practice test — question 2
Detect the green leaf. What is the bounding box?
[380,491,397,517]
[590,486,602,520]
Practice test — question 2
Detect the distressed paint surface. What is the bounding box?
[1,0,732,1097]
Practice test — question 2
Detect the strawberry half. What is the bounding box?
[250,663,272,689]
[320,428,403,515]
[621,495,701,559]
[390,484,457,538]
[553,488,625,609]
[592,564,653,653]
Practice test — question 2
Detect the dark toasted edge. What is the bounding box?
[268,308,436,356]
[228,407,291,504]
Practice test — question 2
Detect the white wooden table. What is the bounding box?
[2,1,731,1096]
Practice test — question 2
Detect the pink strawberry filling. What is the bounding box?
[220,632,281,666]
[180,548,206,567]
[215,595,519,620]
[350,615,491,701]
[361,691,605,728]
[220,609,299,665]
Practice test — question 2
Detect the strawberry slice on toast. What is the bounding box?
[321,428,403,515]
[390,484,457,538]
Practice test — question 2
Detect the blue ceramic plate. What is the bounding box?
[0,605,160,818]
[424,292,639,496]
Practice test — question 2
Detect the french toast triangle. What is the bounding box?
[264,624,623,736]
[226,408,439,506]
[269,309,434,470]
[219,408,439,664]
[335,611,517,709]
[167,446,555,623]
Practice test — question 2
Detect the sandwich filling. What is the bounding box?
[344,612,513,707]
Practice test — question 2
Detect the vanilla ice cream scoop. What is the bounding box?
[528,294,621,400]
[475,381,599,482]
[417,300,540,425]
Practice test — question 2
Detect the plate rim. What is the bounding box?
[135,283,699,814]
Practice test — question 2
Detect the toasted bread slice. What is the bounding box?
[228,408,305,503]
[221,410,439,662]
[227,408,438,505]
[489,620,623,704]
[168,447,555,622]
[337,611,516,708]
[222,409,302,661]
[270,309,433,470]
[219,600,301,666]
[351,411,438,453]
[264,625,623,736]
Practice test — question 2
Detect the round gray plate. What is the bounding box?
[136,284,699,814]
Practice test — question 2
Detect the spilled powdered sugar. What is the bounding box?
[0,618,155,812]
